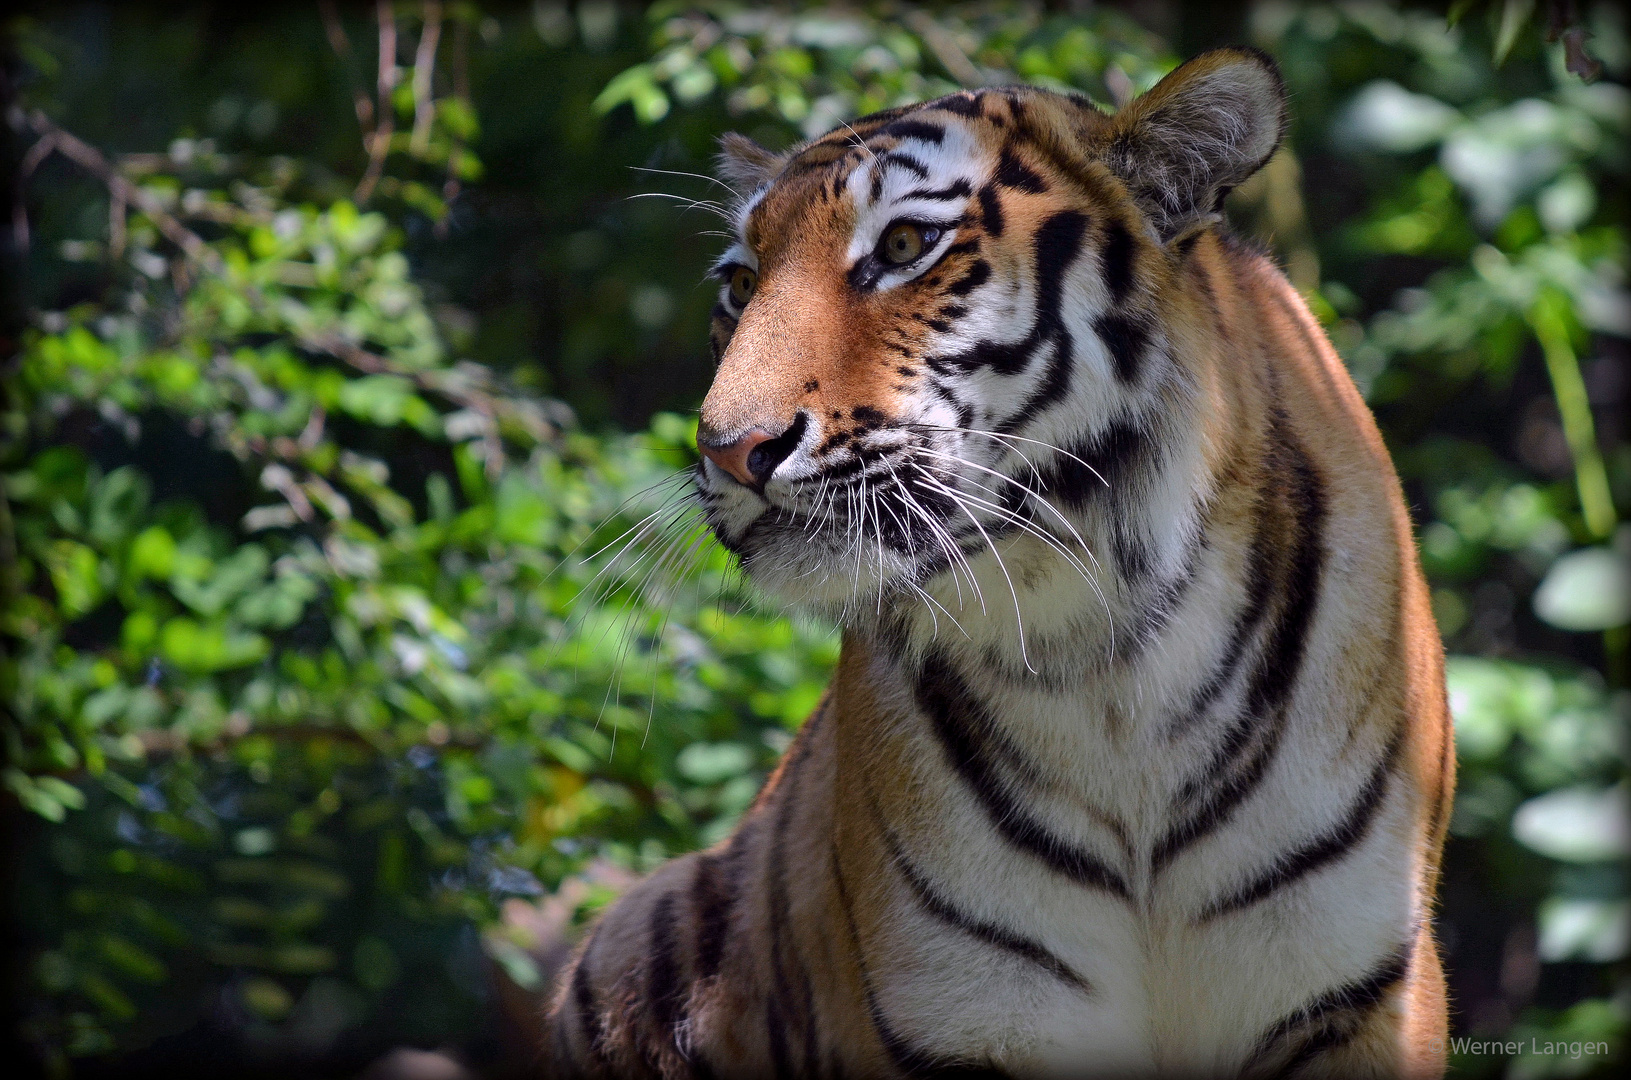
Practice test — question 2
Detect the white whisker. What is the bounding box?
[911,423,1110,489]
[928,480,1035,673]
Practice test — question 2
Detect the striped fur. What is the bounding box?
[546,49,1453,1078]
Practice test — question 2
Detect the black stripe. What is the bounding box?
[765,995,792,1079]
[994,146,1047,193]
[997,334,1072,434]
[647,893,685,1034]
[800,970,821,1079]
[927,211,1085,379]
[692,847,737,979]
[842,103,918,132]
[1100,219,1136,303]
[878,119,947,145]
[976,184,1004,237]
[829,845,1008,1079]
[1153,416,1327,872]
[874,806,1093,994]
[1245,940,1414,1077]
[985,212,1089,427]
[1199,729,1402,920]
[1154,715,1279,873]
[905,179,973,201]
[915,652,1130,899]
[931,92,986,117]
[570,937,608,1066]
[1110,522,1153,582]
[1094,311,1149,384]
[1125,526,1207,644]
[1167,490,1279,737]
[1029,210,1089,338]
[1047,418,1148,508]
[946,259,991,297]
[881,152,930,179]
[1238,422,1327,721]
[763,714,822,1079]
[1188,248,1226,335]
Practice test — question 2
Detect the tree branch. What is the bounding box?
[902,9,986,88]
[355,0,399,204]
[411,1,443,158]
[24,111,220,269]
[319,0,378,142]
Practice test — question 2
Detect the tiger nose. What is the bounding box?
[697,420,802,490]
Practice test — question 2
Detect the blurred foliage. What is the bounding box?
[1,2,1627,1077]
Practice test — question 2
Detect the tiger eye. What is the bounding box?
[729,266,758,305]
[883,224,925,264]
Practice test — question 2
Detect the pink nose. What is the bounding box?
[698,428,776,488]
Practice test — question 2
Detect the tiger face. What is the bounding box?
[695,50,1286,621]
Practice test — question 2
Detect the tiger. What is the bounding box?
[544,47,1455,1079]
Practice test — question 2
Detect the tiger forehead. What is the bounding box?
[739,88,1116,249]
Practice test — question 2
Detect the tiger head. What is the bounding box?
[694,49,1287,623]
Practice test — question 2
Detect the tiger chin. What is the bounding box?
[546,48,1454,1079]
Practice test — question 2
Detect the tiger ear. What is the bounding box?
[717,132,787,196]
[1096,48,1287,243]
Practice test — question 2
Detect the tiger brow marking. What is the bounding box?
[869,792,1095,996]
[904,179,973,201]
[915,651,1132,899]
[874,119,947,145]
[879,152,930,180]
[1198,725,1401,921]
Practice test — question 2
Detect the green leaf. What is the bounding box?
[1533,545,1631,631]
[1512,785,1630,862]
[1493,0,1536,66]
[44,540,104,618]
[126,526,177,581]
[159,618,271,673]
[593,64,671,122]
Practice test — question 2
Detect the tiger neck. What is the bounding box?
[826,238,1283,825]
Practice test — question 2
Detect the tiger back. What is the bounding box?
[545,48,1454,1079]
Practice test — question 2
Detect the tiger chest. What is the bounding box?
[837,647,1420,1075]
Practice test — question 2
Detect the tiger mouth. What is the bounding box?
[698,436,1079,602]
